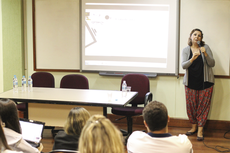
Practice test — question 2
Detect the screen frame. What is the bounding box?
[81,0,180,76]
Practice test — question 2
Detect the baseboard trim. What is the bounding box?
[107,114,230,131]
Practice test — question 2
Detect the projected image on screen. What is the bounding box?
[82,1,179,74]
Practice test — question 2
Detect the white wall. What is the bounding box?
[25,0,230,121]
[0,0,3,93]
[179,0,230,76]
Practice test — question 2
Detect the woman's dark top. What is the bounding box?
[52,130,79,151]
[188,49,213,90]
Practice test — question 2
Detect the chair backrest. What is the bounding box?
[121,74,149,106]
[31,72,55,87]
[60,74,89,89]
[50,152,78,153]
[49,150,79,153]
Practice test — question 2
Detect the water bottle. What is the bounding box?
[21,76,27,92]
[28,76,33,92]
[13,75,18,92]
[122,80,127,92]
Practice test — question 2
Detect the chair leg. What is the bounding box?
[120,129,128,136]
[24,103,28,119]
[127,116,133,135]
[117,116,133,136]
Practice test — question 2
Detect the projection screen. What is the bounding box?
[81,0,179,75]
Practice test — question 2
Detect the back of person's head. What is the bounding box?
[0,99,21,134]
[0,117,12,150]
[79,115,124,153]
[64,107,90,136]
[143,101,168,132]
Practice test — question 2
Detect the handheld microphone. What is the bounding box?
[197,41,204,56]
[197,41,201,47]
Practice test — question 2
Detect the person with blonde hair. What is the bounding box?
[52,107,90,151]
[79,115,125,153]
[0,99,42,153]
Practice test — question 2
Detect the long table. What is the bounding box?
[0,87,138,126]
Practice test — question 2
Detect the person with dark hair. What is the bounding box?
[181,28,215,141]
[127,101,193,153]
[0,99,42,153]
[52,107,90,151]
[0,117,22,153]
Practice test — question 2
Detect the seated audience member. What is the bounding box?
[0,99,43,153]
[79,115,125,153]
[52,107,90,151]
[127,101,193,153]
[0,118,22,153]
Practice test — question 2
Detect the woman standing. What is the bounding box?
[181,28,215,141]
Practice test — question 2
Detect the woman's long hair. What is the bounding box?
[0,99,21,134]
[0,117,12,150]
[79,115,125,153]
[64,107,90,136]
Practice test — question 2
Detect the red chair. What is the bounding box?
[31,72,55,88]
[60,74,89,89]
[17,72,55,118]
[111,74,152,136]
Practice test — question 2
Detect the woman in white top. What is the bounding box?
[0,117,22,153]
[0,99,43,153]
